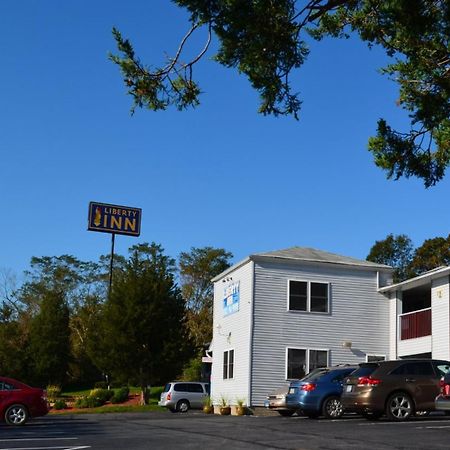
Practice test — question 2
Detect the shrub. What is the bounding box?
[89,388,113,403]
[53,399,67,410]
[74,396,103,408]
[181,357,202,381]
[111,387,129,404]
[46,385,62,402]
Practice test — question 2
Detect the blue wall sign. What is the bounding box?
[88,202,141,236]
[223,281,240,316]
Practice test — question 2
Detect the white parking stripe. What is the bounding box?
[0,439,77,443]
[0,447,90,450]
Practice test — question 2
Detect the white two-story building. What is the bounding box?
[210,246,450,408]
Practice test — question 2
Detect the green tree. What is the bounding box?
[179,247,232,350]
[408,234,450,277]
[111,1,450,187]
[28,290,71,386]
[98,243,191,402]
[367,234,414,283]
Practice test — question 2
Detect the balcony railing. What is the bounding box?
[399,307,431,340]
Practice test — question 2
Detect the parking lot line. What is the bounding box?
[0,447,90,450]
[0,439,78,443]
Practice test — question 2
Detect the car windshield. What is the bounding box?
[301,368,329,381]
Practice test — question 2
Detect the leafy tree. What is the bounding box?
[97,243,191,402]
[179,247,232,350]
[367,234,414,283]
[111,1,450,187]
[408,234,450,277]
[28,290,71,386]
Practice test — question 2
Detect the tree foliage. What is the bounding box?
[97,243,191,397]
[367,233,450,282]
[179,247,232,350]
[111,0,450,186]
[367,234,414,283]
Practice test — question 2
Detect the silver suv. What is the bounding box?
[158,382,210,413]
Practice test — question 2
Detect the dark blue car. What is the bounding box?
[286,366,357,419]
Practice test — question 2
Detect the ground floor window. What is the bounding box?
[223,349,234,379]
[366,355,386,362]
[286,348,329,379]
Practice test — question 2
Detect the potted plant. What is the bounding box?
[219,396,231,415]
[203,395,213,414]
[236,398,247,416]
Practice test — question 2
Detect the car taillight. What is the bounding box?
[166,392,171,401]
[357,376,382,386]
[300,383,316,392]
[439,378,450,396]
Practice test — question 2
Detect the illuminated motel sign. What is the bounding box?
[88,202,142,236]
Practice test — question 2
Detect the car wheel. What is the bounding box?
[277,410,295,417]
[5,404,28,426]
[322,396,344,419]
[176,400,190,413]
[386,392,414,421]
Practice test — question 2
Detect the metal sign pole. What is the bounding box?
[108,232,116,299]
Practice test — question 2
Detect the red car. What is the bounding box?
[0,377,49,426]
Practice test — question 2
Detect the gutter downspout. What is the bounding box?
[248,260,255,407]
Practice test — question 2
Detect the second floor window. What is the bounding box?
[288,280,329,313]
[223,349,234,379]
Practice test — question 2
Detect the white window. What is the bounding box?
[288,280,330,313]
[223,349,234,379]
[366,355,386,362]
[286,347,329,380]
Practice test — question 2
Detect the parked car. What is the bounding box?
[435,372,450,411]
[342,359,450,421]
[158,381,210,413]
[0,376,49,426]
[285,365,358,419]
[264,385,294,416]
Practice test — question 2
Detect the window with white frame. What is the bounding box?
[223,349,234,379]
[288,280,329,313]
[286,348,329,379]
[366,355,386,362]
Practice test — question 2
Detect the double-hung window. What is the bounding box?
[286,348,329,379]
[223,349,234,379]
[288,280,329,313]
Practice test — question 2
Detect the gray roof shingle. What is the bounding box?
[252,246,392,269]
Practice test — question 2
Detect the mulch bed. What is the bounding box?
[49,394,141,414]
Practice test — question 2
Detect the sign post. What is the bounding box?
[88,202,142,298]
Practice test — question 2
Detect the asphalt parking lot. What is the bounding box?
[2,411,450,450]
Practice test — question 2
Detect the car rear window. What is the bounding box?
[302,368,329,381]
[350,363,379,378]
[163,383,172,393]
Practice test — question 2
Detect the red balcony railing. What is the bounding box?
[400,308,431,340]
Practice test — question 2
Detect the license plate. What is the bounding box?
[346,385,353,393]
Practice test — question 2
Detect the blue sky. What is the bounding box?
[1,0,449,279]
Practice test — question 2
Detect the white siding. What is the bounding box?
[211,261,253,407]
[431,276,450,360]
[251,261,390,406]
[388,291,400,359]
[397,335,432,357]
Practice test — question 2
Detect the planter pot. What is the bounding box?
[236,406,246,416]
[219,406,231,415]
[203,405,214,414]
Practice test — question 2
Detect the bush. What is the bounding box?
[111,387,129,404]
[46,385,62,402]
[53,399,67,410]
[74,396,104,409]
[89,388,114,403]
[181,357,202,381]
